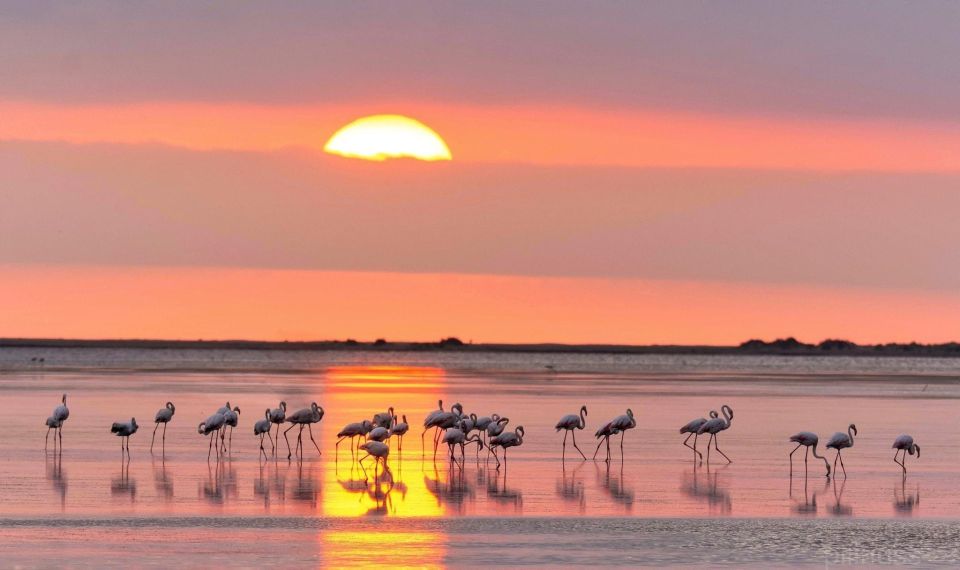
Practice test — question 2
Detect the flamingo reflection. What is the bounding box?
[110,461,136,502]
[152,456,174,500]
[596,461,634,511]
[829,478,852,516]
[790,474,829,516]
[681,467,731,515]
[45,453,67,510]
[557,463,586,512]
[894,479,920,516]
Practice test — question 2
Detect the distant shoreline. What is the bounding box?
[1,336,959,358]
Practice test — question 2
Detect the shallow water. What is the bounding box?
[3,349,960,566]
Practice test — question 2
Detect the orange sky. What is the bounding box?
[2,265,958,345]
[4,5,960,345]
[2,101,960,171]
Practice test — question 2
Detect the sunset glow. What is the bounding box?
[323,115,452,162]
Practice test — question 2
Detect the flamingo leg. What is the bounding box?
[606,435,611,463]
[492,447,501,469]
[789,442,802,476]
[713,435,732,464]
[151,422,159,452]
[562,430,568,461]
[706,434,714,463]
[259,434,267,459]
[283,424,297,459]
[837,450,847,477]
[162,422,167,450]
[593,437,605,460]
[45,427,51,451]
[207,433,214,460]
[620,430,625,460]
[572,430,587,460]
[894,449,905,474]
[307,424,322,456]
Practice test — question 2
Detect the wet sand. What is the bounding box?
[2,351,960,566]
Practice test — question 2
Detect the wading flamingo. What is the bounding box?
[789,431,831,478]
[826,424,857,477]
[284,402,324,460]
[253,409,273,459]
[47,394,69,450]
[697,405,733,464]
[679,410,718,462]
[198,412,226,460]
[489,426,524,470]
[111,417,139,457]
[892,434,920,475]
[390,415,409,452]
[151,402,175,452]
[555,405,588,460]
[268,401,287,455]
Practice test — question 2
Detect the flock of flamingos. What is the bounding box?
[43,394,922,479]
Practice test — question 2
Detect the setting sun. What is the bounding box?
[323,114,452,162]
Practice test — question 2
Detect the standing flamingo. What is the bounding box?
[606,409,637,460]
[789,431,831,478]
[44,417,62,451]
[198,412,226,460]
[111,418,139,457]
[220,405,241,452]
[390,415,409,452]
[679,410,718,462]
[442,426,483,467]
[47,394,69,450]
[592,421,620,462]
[826,424,857,477]
[373,407,395,429]
[151,402,175,452]
[268,401,287,455]
[489,426,524,470]
[336,419,374,458]
[358,441,390,482]
[555,405,588,460]
[253,409,273,459]
[697,405,733,464]
[423,403,463,459]
[892,434,920,475]
[284,402,324,460]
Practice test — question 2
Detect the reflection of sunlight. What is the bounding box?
[322,530,445,568]
[323,366,447,518]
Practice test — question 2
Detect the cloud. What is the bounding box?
[2,140,959,291]
[2,3,960,122]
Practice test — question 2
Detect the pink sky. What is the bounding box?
[1,3,959,344]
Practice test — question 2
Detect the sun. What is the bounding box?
[324,115,452,162]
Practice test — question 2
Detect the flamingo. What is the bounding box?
[358,440,390,482]
[423,402,464,459]
[48,393,69,449]
[607,409,637,460]
[474,413,499,444]
[44,416,62,451]
[268,401,287,455]
[485,416,510,463]
[697,405,733,464]
[336,420,374,458]
[442,426,483,466]
[592,421,620,462]
[390,415,409,452]
[420,399,445,455]
[367,426,391,442]
[373,407,395,429]
[151,402,175,452]
[489,426,524,470]
[284,402,324,459]
[892,434,920,475]
[679,410,718,462]
[555,405,588,460]
[221,405,241,452]
[198,412,226,460]
[111,417,139,457]
[789,431,831,478]
[253,409,273,459]
[826,424,857,477]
